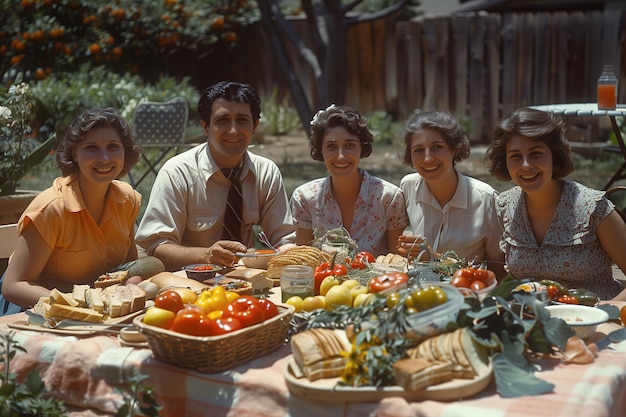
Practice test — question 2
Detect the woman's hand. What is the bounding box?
[396,235,438,260]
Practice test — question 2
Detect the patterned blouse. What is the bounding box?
[290,170,409,256]
[496,180,623,299]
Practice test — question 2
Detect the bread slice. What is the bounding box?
[116,285,132,316]
[290,328,351,381]
[393,358,454,391]
[49,288,79,307]
[126,283,146,313]
[46,302,104,323]
[86,287,105,313]
[407,328,489,380]
[71,284,90,307]
[95,270,129,289]
[105,285,123,318]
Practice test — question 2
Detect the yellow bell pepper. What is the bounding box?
[194,286,229,313]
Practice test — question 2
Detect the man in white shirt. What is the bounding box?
[136,81,295,270]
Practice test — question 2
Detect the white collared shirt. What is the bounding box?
[400,171,503,264]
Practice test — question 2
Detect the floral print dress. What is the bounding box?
[496,180,623,300]
[290,170,409,256]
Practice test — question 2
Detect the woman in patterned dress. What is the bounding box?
[486,106,626,300]
[290,105,408,256]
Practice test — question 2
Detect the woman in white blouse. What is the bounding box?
[396,111,506,278]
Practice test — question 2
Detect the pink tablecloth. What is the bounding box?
[2,301,626,417]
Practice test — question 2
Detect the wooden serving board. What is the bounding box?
[284,356,493,403]
[7,303,151,335]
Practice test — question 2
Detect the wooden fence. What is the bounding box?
[172,10,625,143]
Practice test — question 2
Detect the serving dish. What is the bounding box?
[237,249,278,269]
[404,282,464,343]
[183,263,225,280]
[284,356,493,402]
[545,304,610,339]
[8,306,149,335]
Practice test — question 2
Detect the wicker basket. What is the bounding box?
[133,304,294,373]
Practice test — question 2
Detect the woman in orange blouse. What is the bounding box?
[0,108,141,314]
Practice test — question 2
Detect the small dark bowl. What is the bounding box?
[183,264,223,281]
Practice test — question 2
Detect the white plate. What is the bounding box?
[283,356,493,403]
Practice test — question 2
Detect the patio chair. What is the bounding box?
[128,97,194,188]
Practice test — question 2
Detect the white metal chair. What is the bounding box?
[128,97,193,188]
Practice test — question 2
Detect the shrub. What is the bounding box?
[30,64,200,134]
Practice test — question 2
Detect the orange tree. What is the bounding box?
[0,0,258,84]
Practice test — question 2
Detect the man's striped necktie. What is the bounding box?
[222,167,243,241]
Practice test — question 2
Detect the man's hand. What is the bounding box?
[206,240,247,266]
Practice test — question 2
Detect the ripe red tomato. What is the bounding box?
[224,295,265,327]
[155,290,184,313]
[470,280,486,291]
[210,316,243,335]
[368,272,409,294]
[350,251,375,270]
[171,308,212,336]
[620,306,626,326]
[450,275,470,289]
[257,298,279,320]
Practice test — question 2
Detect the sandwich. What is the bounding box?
[94,270,129,289]
[204,276,253,295]
[290,328,351,381]
[104,284,147,318]
[225,267,274,290]
[393,358,454,391]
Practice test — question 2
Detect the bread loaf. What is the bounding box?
[290,328,351,381]
[266,246,332,279]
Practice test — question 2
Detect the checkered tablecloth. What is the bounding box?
[2,302,626,417]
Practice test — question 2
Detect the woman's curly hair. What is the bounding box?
[56,107,141,178]
[309,105,373,161]
[486,107,573,181]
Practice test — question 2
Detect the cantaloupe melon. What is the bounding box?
[124,256,166,280]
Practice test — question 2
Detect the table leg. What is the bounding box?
[602,116,626,190]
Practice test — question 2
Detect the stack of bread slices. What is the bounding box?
[34,283,146,323]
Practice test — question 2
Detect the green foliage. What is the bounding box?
[0,0,258,84]
[0,331,67,416]
[114,374,162,417]
[366,110,402,145]
[258,87,301,138]
[30,63,200,133]
[0,82,56,196]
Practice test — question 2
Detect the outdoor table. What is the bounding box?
[2,293,626,417]
[531,103,626,190]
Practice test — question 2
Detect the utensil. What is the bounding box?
[257,231,276,251]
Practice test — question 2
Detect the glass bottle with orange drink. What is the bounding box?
[597,65,618,110]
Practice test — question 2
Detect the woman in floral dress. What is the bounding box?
[486,106,626,300]
[290,105,408,256]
